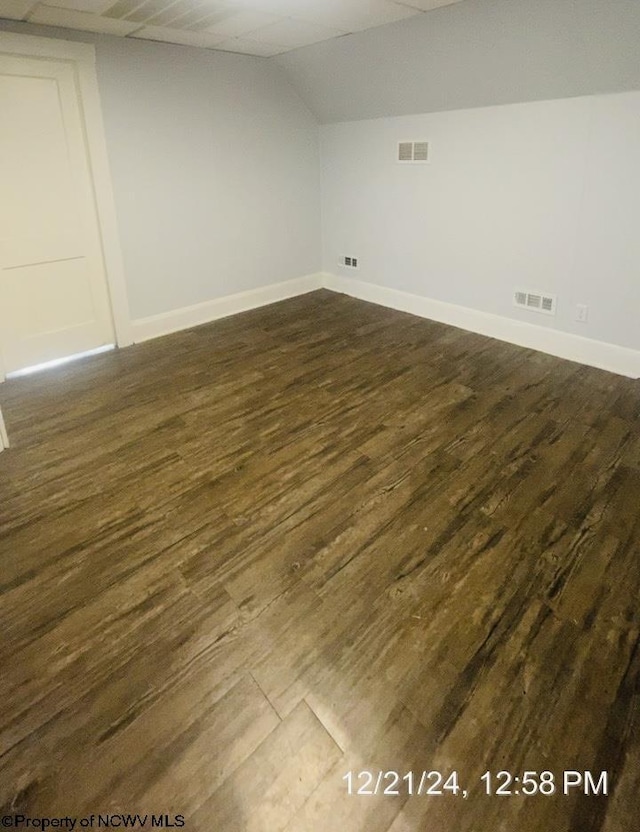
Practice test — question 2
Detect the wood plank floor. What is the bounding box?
[1,289,639,831]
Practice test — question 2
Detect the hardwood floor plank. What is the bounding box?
[1,289,638,829]
[191,700,342,831]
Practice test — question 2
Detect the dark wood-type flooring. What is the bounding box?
[1,290,639,831]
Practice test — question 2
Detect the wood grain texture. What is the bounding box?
[0,289,638,830]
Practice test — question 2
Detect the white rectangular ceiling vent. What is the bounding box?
[398,141,430,163]
[514,290,557,316]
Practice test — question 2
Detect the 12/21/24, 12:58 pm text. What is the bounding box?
[343,770,609,798]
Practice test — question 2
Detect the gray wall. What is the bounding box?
[273,0,640,357]
[277,0,640,123]
[321,91,640,352]
[0,20,322,320]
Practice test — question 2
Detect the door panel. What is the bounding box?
[0,55,115,373]
[1,259,99,369]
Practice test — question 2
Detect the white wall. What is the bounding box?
[0,21,322,321]
[98,37,321,320]
[278,0,640,123]
[321,91,640,354]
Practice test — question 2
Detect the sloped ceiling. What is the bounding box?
[275,0,640,123]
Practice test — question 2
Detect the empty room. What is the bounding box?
[0,0,639,829]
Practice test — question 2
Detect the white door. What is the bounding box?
[0,53,115,375]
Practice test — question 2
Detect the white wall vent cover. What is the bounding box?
[398,141,429,163]
[340,256,359,269]
[514,290,557,316]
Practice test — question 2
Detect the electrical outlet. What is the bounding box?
[575,304,589,323]
[340,256,359,269]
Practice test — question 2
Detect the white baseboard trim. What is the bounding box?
[131,273,324,343]
[129,270,639,378]
[323,273,640,379]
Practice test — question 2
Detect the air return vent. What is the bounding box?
[514,290,557,316]
[398,141,430,163]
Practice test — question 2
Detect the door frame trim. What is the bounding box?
[0,407,8,450]
[0,32,133,384]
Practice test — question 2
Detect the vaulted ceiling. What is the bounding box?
[0,0,466,56]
